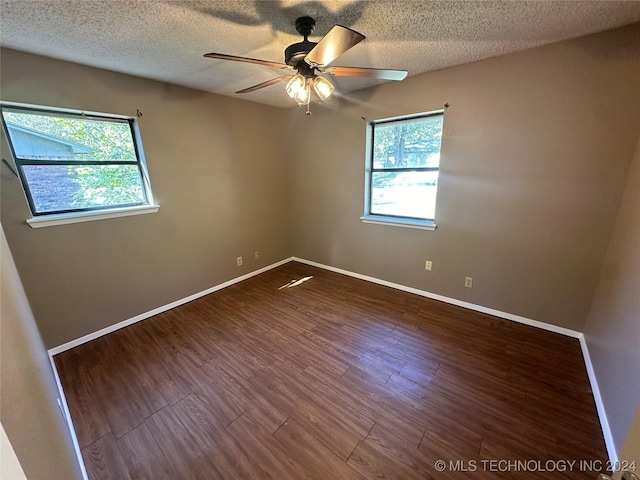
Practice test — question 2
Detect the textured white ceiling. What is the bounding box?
[1,1,639,108]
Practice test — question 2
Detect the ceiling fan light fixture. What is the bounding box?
[286,74,306,99]
[294,80,311,105]
[312,76,334,101]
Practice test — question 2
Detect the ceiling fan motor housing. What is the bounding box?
[284,41,317,71]
[285,16,319,73]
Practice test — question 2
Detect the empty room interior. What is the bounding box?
[1,2,639,479]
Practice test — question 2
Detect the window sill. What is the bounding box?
[360,215,437,231]
[26,204,160,228]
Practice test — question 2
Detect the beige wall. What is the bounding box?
[1,226,83,479]
[617,406,640,478]
[286,24,640,331]
[584,135,640,453]
[1,49,291,348]
[1,423,27,480]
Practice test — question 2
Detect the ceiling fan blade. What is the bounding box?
[204,52,288,70]
[304,25,365,67]
[236,76,291,94]
[323,66,408,81]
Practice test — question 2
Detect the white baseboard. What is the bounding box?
[292,256,617,463]
[579,335,618,464]
[47,255,616,465]
[47,257,293,356]
[47,354,89,480]
[293,257,580,337]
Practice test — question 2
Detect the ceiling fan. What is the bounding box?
[204,16,407,114]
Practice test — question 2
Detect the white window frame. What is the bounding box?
[1,101,158,228]
[361,109,444,231]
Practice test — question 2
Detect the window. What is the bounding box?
[363,110,444,230]
[1,103,157,227]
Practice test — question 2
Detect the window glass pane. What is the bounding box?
[22,164,146,213]
[372,115,443,169]
[2,110,136,162]
[371,171,438,220]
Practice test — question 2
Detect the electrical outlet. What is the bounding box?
[465,277,473,288]
[254,251,260,260]
[236,256,243,267]
[425,260,432,271]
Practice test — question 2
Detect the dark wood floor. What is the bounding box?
[55,261,607,480]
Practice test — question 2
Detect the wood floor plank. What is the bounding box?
[340,366,431,434]
[348,423,435,480]
[90,357,165,439]
[207,360,289,435]
[269,361,375,440]
[265,327,350,375]
[273,417,366,480]
[247,364,362,461]
[305,364,427,448]
[53,358,111,449]
[419,416,483,462]
[171,395,261,479]
[396,362,436,387]
[55,261,608,480]
[82,433,131,480]
[225,413,312,480]
[166,351,244,427]
[116,423,178,480]
[119,327,193,405]
[145,405,223,480]
[306,327,399,383]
